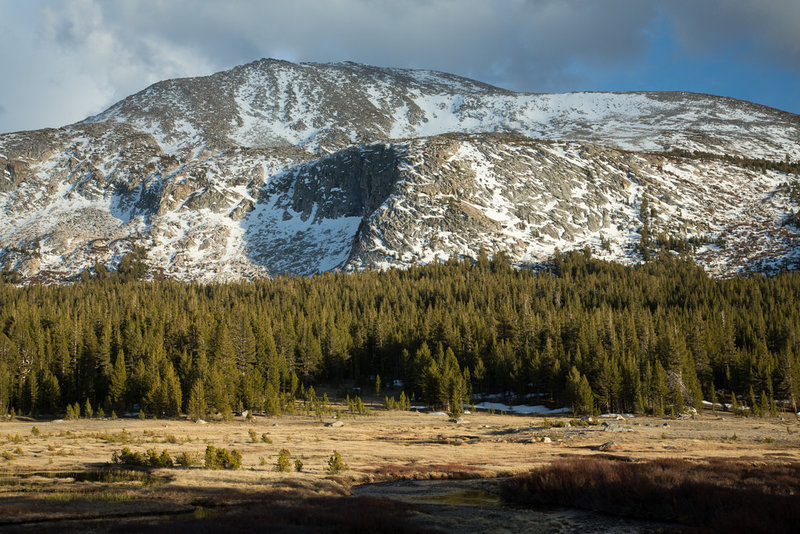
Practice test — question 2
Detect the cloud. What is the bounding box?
[662,0,800,74]
[86,0,657,91]
[0,0,797,133]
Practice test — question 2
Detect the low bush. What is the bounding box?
[175,451,198,467]
[275,448,291,472]
[148,448,173,468]
[112,447,147,466]
[112,447,173,468]
[327,451,348,474]
[204,445,242,470]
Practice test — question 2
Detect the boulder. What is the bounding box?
[595,441,622,451]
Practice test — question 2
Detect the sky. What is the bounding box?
[1,0,799,134]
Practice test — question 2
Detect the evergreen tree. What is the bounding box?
[566,366,594,415]
[109,349,127,410]
[188,380,206,421]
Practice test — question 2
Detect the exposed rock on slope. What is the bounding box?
[0,59,798,282]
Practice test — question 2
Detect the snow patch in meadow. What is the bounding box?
[474,402,571,415]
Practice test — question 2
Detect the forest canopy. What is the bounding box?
[0,251,798,418]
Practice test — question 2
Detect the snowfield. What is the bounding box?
[0,59,798,282]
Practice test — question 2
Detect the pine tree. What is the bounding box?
[39,370,61,413]
[188,380,206,421]
[162,361,182,417]
[23,371,38,415]
[566,366,594,415]
[709,381,717,412]
[109,349,127,410]
[759,390,771,418]
[749,386,760,417]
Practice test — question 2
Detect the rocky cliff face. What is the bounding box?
[0,59,798,282]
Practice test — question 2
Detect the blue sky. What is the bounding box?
[1,0,798,134]
[582,9,800,112]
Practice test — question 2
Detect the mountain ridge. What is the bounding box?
[0,59,798,283]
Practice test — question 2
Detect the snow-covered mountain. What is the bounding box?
[0,59,798,282]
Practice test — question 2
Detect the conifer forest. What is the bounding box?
[1,250,799,419]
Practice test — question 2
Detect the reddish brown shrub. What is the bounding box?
[503,456,800,533]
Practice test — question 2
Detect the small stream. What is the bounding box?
[353,478,674,533]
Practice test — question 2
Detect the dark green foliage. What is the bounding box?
[327,451,348,474]
[275,448,291,472]
[0,253,796,418]
[111,447,172,468]
[565,366,594,415]
[664,148,800,175]
[112,447,146,466]
[149,448,174,468]
[204,445,242,470]
[115,248,149,281]
[175,451,197,467]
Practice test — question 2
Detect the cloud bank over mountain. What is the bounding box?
[0,0,798,133]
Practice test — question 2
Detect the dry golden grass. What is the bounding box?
[0,407,798,531]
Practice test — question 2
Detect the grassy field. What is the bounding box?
[1,406,799,532]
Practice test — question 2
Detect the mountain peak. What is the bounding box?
[0,59,798,283]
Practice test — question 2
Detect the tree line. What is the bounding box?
[662,148,800,175]
[0,250,798,418]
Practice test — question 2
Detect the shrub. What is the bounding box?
[175,451,197,467]
[112,447,172,467]
[147,448,173,468]
[327,451,348,474]
[112,447,148,466]
[249,429,258,442]
[65,403,79,420]
[295,458,304,472]
[204,445,242,470]
[31,426,41,437]
[261,433,272,444]
[275,448,291,472]
[502,457,800,531]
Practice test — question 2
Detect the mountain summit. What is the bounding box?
[0,59,798,282]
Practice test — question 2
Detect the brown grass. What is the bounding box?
[0,411,799,531]
[367,462,486,480]
[502,456,800,533]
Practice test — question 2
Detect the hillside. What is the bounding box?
[0,59,798,282]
